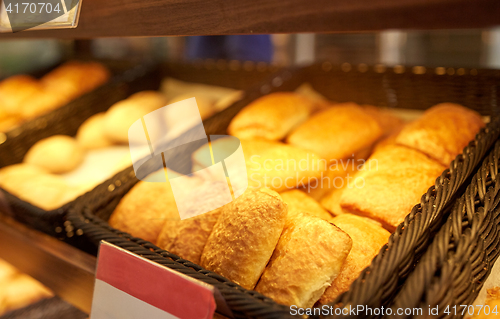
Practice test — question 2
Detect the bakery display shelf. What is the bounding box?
[0,212,96,314]
[0,60,280,246]
[65,63,500,318]
[0,0,499,39]
[390,140,500,318]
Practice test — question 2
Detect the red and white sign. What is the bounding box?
[90,241,218,319]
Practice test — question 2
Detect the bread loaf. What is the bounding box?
[157,208,222,264]
[255,212,352,307]
[395,103,484,166]
[318,214,390,305]
[287,103,383,161]
[200,188,287,290]
[228,92,316,140]
[280,189,333,221]
[340,145,445,231]
[23,135,84,174]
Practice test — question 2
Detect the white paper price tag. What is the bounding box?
[0,0,82,33]
[90,241,229,319]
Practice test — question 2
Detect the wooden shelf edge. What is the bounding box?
[0,0,499,39]
[0,213,96,314]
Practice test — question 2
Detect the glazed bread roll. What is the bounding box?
[201,188,287,290]
[287,103,383,161]
[192,138,327,193]
[76,113,114,149]
[24,135,84,174]
[318,214,390,305]
[340,145,446,231]
[228,92,317,140]
[0,75,41,115]
[395,103,484,166]
[255,212,352,307]
[157,207,222,264]
[280,189,333,222]
[109,171,181,244]
[103,91,168,144]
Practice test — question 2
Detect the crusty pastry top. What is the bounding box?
[287,103,383,160]
[280,189,334,221]
[192,138,327,192]
[157,207,222,264]
[108,174,181,244]
[340,144,446,231]
[318,214,390,305]
[200,188,287,290]
[395,103,484,166]
[228,92,316,140]
[255,211,352,307]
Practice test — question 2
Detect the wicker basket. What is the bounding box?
[66,63,500,318]
[387,140,500,319]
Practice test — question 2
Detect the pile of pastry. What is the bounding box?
[109,87,485,308]
[0,258,52,315]
[0,61,110,133]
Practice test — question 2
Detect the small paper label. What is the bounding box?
[90,241,217,319]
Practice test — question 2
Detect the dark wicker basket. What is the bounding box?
[65,63,500,318]
[388,140,500,319]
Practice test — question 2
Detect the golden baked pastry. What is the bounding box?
[192,138,327,193]
[0,259,18,283]
[76,113,114,149]
[340,145,446,231]
[362,105,405,138]
[157,207,222,264]
[287,103,383,161]
[102,91,168,144]
[255,212,352,307]
[200,188,287,290]
[41,61,110,100]
[318,214,390,305]
[0,274,53,315]
[228,92,316,140]
[300,151,364,201]
[320,184,347,216]
[0,164,73,210]
[395,103,484,166]
[23,135,84,174]
[109,172,181,244]
[169,93,216,120]
[0,75,41,115]
[19,89,68,120]
[280,189,333,221]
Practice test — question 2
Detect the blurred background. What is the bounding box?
[2,28,500,77]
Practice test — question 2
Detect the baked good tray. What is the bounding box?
[66,62,500,318]
[0,60,280,243]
